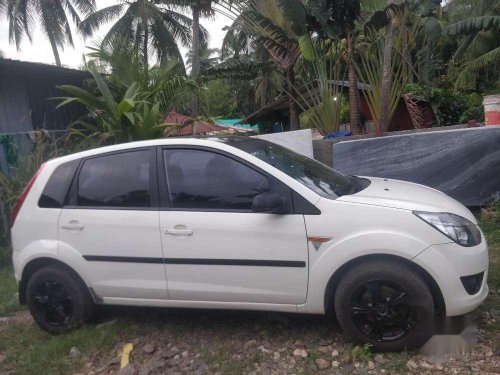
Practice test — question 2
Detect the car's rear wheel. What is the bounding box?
[335,260,434,351]
[26,264,94,334]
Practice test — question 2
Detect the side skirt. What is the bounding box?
[100,297,299,313]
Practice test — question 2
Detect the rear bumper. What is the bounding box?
[413,238,489,316]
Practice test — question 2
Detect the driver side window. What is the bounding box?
[163,149,268,211]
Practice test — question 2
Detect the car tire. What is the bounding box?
[26,264,95,334]
[335,260,434,351]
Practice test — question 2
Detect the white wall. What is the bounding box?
[255,129,314,158]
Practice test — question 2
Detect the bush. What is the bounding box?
[404,84,469,126]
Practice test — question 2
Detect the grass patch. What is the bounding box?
[479,203,500,291]
[0,266,22,317]
[0,322,122,375]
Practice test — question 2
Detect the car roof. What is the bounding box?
[48,137,274,165]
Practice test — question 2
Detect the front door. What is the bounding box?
[58,148,167,300]
[159,147,308,304]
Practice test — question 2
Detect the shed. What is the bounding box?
[0,58,89,134]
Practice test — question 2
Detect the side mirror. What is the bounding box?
[252,192,288,214]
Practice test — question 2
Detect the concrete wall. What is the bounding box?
[256,129,314,158]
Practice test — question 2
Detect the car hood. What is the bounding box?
[338,177,477,223]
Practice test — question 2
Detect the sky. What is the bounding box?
[0,1,233,68]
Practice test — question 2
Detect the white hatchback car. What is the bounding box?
[11,138,488,351]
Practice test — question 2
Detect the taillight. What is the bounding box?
[10,163,46,226]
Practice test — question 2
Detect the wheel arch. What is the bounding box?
[19,257,96,305]
[323,254,446,316]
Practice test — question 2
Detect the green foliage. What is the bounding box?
[356,28,409,132]
[200,79,237,117]
[306,0,361,39]
[56,66,169,143]
[404,83,472,125]
[445,15,500,35]
[0,133,60,220]
[459,92,485,122]
[351,343,373,363]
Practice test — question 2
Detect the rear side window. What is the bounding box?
[163,149,268,211]
[39,160,79,208]
[77,150,151,208]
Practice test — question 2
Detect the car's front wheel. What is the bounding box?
[335,260,434,351]
[26,264,94,334]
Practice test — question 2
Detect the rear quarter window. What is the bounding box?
[38,160,79,208]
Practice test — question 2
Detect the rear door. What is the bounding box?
[58,148,168,300]
[158,147,309,304]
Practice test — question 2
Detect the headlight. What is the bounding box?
[413,211,482,247]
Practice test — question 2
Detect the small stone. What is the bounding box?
[315,358,330,370]
[181,350,189,358]
[0,317,9,324]
[0,353,5,364]
[420,361,432,369]
[406,359,418,369]
[293,348,308,358]
[173,354,180,360]
[96,319,117,329]
[243,340,258,351]
[374,354,386,364]
[331,360,340,368]
[340,353,351,364]
[367,360,375,370]
[274,351,281,361]
[143,344,155,354]
[354,362,361,368]
[485,351,494,357]
[69,347,81,358]
[331,349,339,357]
[118,364,136,375]
[258,346,270,354]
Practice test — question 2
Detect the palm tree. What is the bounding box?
[223,0,305,130]
[185,38,220,73]
[307,0,361,132]
[80,0,202,70]
[4,0,95,66]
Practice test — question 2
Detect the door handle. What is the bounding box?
[61,221,84,231]
[165,228,193,236]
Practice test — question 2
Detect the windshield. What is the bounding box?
[226,138,363,198]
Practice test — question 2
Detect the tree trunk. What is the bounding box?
[190,6,201,118]
[346,29,361,134]
[143,19,149,71]
[260,72,269,108]
[401,8,412,84]
[286,65,300,131]
[48,36,61,67]
[379,10,394,135]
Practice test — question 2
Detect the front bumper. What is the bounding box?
[412,238,489,316]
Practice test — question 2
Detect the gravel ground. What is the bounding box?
[77,295,500,375]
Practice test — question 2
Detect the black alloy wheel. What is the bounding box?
[32,279,73,326]
[335,260,435,351]
[27,264,94,334]
[349,280,416,343]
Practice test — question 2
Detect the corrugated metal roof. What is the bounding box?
[0,58,90,77]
